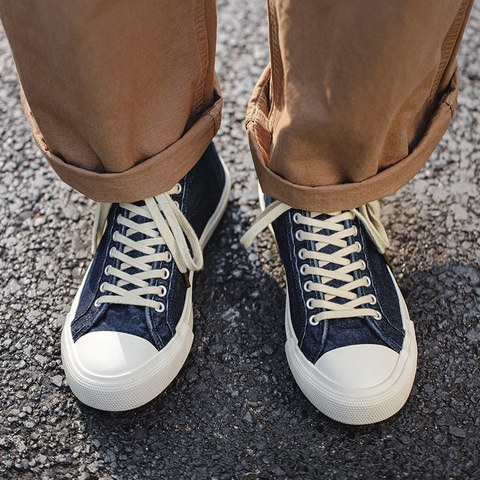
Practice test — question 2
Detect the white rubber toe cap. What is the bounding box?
[73,331,158,377]
[314,344,399,389]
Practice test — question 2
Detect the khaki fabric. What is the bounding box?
[0,0,474,209]
[247,0,474,211]
[0,0,221,202]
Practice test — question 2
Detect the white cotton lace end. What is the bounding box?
[240,200,290,247]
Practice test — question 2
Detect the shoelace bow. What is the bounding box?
[241,200,390,324]
[93,184,203,312]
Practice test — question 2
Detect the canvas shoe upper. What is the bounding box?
[242,195,417,425]
[61,143,230,411]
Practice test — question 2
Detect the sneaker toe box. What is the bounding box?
[73,331,158,377]
[314,344,398,389]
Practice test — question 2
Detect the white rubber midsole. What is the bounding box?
[61,155,231,411]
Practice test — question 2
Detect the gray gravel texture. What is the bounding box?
[1,1,479,479]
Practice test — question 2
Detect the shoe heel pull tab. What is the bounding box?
[91,203,112,255]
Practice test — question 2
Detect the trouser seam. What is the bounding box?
[193,0,209,118]
[267,0,281,132]
[428,0,471,103]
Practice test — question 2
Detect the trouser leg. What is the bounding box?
[247,0,474,211]
[0,0,220,202]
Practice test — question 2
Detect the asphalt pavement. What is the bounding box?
[0,1,479,479]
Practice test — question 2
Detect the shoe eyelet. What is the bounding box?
[109,247,116,257]
[295,230,303,241]
[165,252,172,263]
[155,303,165,313]
[94,299,101,308]
[112,231,118,241]
[173,200,180,208]
[306,298,315,310]
[359,260,366,270]
[104,265,111,276]
[162,268,170,280]
[300,264,309,275]
[309,315,319,326]
[303,281,312,292]
[176,184,182,194]
[355,241,362,252]
[159,286,167,297]
[298,248,307,260]
[369,295,377,305]
[99,282,107,293]
[374,311,382,321]
[363,276,372,287]
[352,226,358,236]
[293,213,301,224]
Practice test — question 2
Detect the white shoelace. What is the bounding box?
[241,200,390,325]
[92,184,203,312]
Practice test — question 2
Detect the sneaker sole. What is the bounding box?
[258,186,417,425]
[61,156,231,411]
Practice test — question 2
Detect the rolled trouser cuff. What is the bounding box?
[23,91,222,203]
[246,66,460,213]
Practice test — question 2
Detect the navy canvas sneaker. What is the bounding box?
[61,143,230,411]
[242,193,417,425]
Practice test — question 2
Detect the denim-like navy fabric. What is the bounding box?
[268,195,405,365]
[70,143,226,350]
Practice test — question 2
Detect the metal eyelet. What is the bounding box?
[298,248,307,260]
[359,260,366,270]
[303,281,312,292]
[295,230,303,241]
[306,298,315,310]
[158,286,167,297]
[369,295,377,305]
[293,213,301,224]
[355,241,362,252]
[173,201,179,208]
[94,299,101,308]
[309,315,319,326]
[155,303,165,313]
[165,252,172,262]
[109,247,116,257]
[99,282,107,293]
[363,276,372,287]
[176,184,182,194]
[374,311,382,320]
[104,265,111,276]
[300,264,308,275]
[162,268,170,280]
[352,226,358,236]
[112,231,119,241]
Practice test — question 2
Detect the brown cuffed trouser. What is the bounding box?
[0,0,474,212]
